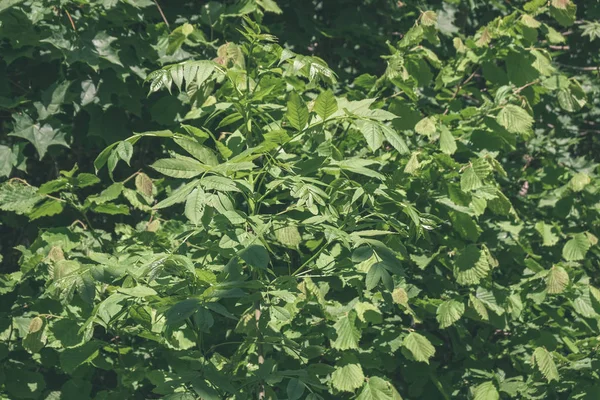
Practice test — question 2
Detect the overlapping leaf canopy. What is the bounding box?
[1,0,599,399]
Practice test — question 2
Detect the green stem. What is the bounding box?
[292,242,328,276]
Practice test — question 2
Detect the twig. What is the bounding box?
[64,9,76,31]
[8,177,31,185]
[44,194,66,203]
[69,220,87,230]
[7,77,28,92]
[122,169,142,184]
[557,63,600,72]
[292,243,328,276]
[254,294,265,399]
[514,79,540,94]
[80,210,108,253]
[444,69,478,115]
[153,0,170,30]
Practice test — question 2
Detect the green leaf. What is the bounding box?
[461,165,483,191]
[201,176,240,192]
[60,341,102,374]
[151,158,208,178]
[520,14,541,28]
[240,244,270,269]
[334,158,385,180]
[472,381,500,400]
[469,294,489,321]
[0,0,25,14]
[0,182,43,214]
[165,299,201,326]
[421,10,437,26]
[29,199,64,220]
[257,0,283,13]
[74,173,101,188]
[191,379,220,400]
[118,286,157,297]
[487,190,512,216]
[163,395,195,400]
[497,105,534,134]
[439,126,457,155]
[454,245,490,286]
[524,0,547,11]
[436,299,465,329]
[286,91,309,131]
[381,125,409,154]
[535,222,559,246]
[331,312,361,350]
[532,347,559,382]
[449,211,481,241]
[287,378,305,400]
[403,332,435,364]
[357,377,396,400]
[366,262,393,291]
[22,317,46,353]
[404,152,420,175]
[91,203,130,215]
[9,119,68,159]
[116,141,133,166]
[546,25,566,43]
[550,1,576,26]
[174,136,219,166]
[332,357,364,392]
[557,88,585,112]
[355,302,382,324]
[184,187,205,225]
[573,289,597,318]
[360,120,385,151]
[314,90,338,120]
[568,172,591,192]
[4,369,46,399]
[154,180,199,209]
[88,183,124,204]
[546,265,569,294]
[275,225,301,248]
[35,80,70,120]
[562,233,591,261]
[414,116,436,137]
[0,145,12,177]
[93,142,119,173]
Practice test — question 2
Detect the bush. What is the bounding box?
[1,1,599,399]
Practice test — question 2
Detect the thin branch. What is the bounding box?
[154,0,170,30]
[69,220,87,230]
[444,69,479,115]
[8,177,31,185]
[514,79,540,94]
[80,210,108,253]
[256,307,265,399]
[64,9,76,31]
[254,281,265,399]
[557,63,600,72]
[122,169,142,184]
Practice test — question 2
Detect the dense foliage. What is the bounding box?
[1,0,599,399]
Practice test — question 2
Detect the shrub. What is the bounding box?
[1,1,599,399]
